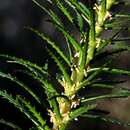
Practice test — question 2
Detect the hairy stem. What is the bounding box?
[96,0,116,36]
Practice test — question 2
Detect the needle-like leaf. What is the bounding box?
[0,71,41,104]
[54,0,73,23]
[0,90,46,130]
[0,119,22,130]
[47,49,72,86]
[87,67,130,76]
[82,89,130,103]
[70,104,96,120]
[26,27,71,66]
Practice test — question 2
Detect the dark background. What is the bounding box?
[0,0,130,130]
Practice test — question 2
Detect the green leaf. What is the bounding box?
[112,38,130,42]
[100,117,130,127]
[115,14,130,18]
[60,26,82,52]
[0,54,48,77]
[47,49,72,86]
[0,54,59,104]
[99,79,127,85]
[32,0,64,28]
[78,62,109,90]
[26,27,71,66]
[50,97,61,120]
[46,11,83,63]
[96,27,127,53]
[32,0,49,14]
[48,10,64,28]
[66,38,73,63]
[87,67,130,76]
[70,104,96,120]
[91,83,114,89]
[82,114,130,128]
[0,119,22,130]
[81,89,130,103]
[17,96,49,129]
[52,22,84,70]
[0,90,45,130]
[90,79,126,89]
[0,71,41,104]
[76,12,84,32]
[48,16,82,52]
[54,0,73,23]
[94,47,128,62]
[66,0,90,22]
[78,2,90,20]
[78,44,87,70]
[34,1,82,54]
[65,0,90,23]
[27,0,83,64]
[0,90,21,108]
[80,79,126,90]
[17,69,58,99]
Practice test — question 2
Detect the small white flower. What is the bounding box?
[74,118,78,121]
[74,52,79,58]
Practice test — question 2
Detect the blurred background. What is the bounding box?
[0,0,130,130]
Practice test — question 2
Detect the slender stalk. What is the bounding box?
[86,9,96,65]
[96,0,116,36]
[98,0,106,25]
[107,0,116,10]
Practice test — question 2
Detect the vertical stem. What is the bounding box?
[107,0,116,10]
[86,9,96,65]
[96,0,116,36]
[98,0,106,25]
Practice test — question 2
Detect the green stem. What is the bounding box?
[59,123,67,130]
[86,9,96,65]
[107,0,116,10]
[96,0,116,36]
[98,0,106,25]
